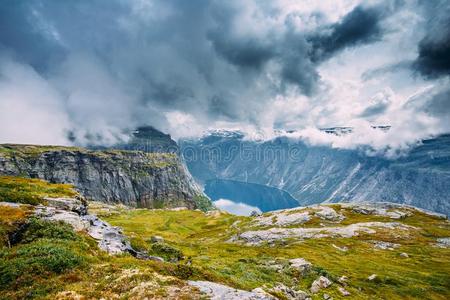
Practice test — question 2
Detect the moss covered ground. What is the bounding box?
[99,207,450,300]
[0,176,77,205]
[0,177,449,299]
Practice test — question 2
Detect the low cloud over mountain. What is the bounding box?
[0,0,449,151]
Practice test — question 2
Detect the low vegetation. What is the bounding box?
[0,176,77,205]
[100,207,450,300]
[0,177,449,299]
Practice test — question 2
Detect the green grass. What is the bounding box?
[100,207,450,300]
[0,176,77,205]
[0,217,95,299]
[0,175,448,299]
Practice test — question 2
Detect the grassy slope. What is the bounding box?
[0,176,77,205]
[0,178,199,299]
[99,207,450,300]
[0,176,449,299]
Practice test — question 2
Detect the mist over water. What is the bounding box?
[213,199,261,216]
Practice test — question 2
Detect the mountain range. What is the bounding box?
[181,130,450,215]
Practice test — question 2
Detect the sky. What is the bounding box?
[0,0,449,152]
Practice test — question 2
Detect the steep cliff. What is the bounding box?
[181,132,450,215]
[0,144,211,210]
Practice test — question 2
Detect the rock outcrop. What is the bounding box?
[0,144,210,210]
[230,203,432,245]
[188,281,276,300]
[33,198,135,255]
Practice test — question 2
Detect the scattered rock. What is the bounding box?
[288,258,312,275]
[170,207,189,211]
[343,203,417,219]
[250,210,262,217]
[206,210,223,217]
[267,263,284,272]
[338,275,348,285]
[35,205,89,231]
[323,293,332,300]
[332,244,349,252]
[372,241,400,250]
[310,276,332,293]
[0,202,22,208]
[44,197,87,215]
[338,287,351,296]
[435,237,450,248]
[251,288,275,298]
[254,210,311,227]
[385,210,410,219]
[150,235,164,243]
[83,214,133,255]
[232,222,413,245]
[400,252,409,258]
[269,283,310,300]
[368,274,377,281]
[188,280,276,299]
[314,206,345,222]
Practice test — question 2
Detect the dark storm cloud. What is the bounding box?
[207,5,275,70]
[308,4,388,62]
[0,0,398,119]
[0,1,66,72]
[413,0,450,78]
[206,2,393,96]
[2,0,447,145]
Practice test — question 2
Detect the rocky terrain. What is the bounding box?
[4,175,450,299]
[0,144,210,210]
[181,131,450,215]
[91,126,179,154]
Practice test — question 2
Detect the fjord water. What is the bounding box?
[204,179,299,214]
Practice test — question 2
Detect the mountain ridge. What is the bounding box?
[181,132,450,215]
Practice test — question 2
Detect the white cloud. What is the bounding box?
[213,198,261,216]
[0,58,70,145]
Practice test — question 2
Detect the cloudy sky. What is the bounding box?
[0,0,449,151]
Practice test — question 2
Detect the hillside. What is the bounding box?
[0,144,210,210]
[180,132,450,215]
[1,176,449,299]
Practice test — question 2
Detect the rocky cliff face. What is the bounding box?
[0,144,210,210]
[181,132,450,215]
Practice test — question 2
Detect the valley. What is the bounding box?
[181,132,450,216]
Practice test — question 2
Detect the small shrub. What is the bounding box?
[0,206,28,247]
[169,264,194,279]
[130,237,149,252]
[151,242,183,261]
[0,239,84,288]
[17,218,79,244]
[312,266,338,282]
[193,195,213,212]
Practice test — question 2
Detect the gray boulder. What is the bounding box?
[288,258,312,275]
[310,276,332,293]
[188,281,276,299]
